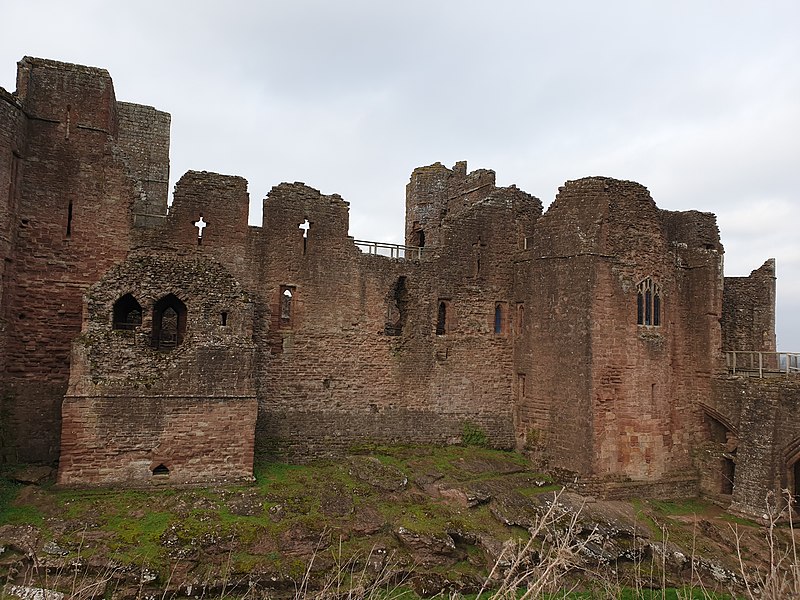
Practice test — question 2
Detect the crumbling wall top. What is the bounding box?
[15,56,117,135]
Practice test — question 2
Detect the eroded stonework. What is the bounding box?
[0,57,795,512]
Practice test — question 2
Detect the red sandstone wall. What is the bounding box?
[721,260,776,352]
[256,173,539,458]
[710,377,800,518]
[59,396,256,486]
[116,102,171,218]
[1,58,150,462]
[57,253,257,485]
[518,178,723,485]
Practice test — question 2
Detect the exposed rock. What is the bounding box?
[42,541,68,556]
[347,456,408,491]
[393,527,460,567]
[320,487,355,517]
[3,585,64,600]
[0,524,40,557]
[278,525,331,557]
[9,466,54,485]
[225,491,264,517]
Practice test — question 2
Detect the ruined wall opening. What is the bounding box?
[637,277,661,326]
[152,294,187,351]
[113,294,143,330]
[279,286,297,328]
[299,218,311,254]
[436,300,449,336]
[721,457,735,495]
[152,463,170,477]
[411,222,425,247]
[703,412,737,496]
[793,460,800,507]
[385,276,408,336]
[494,302,508,335]
[66,200,73,238]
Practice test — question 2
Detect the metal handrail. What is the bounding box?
[725,351,800,377]
[353,239,428,260]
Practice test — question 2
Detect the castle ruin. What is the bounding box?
[1,57,798,518]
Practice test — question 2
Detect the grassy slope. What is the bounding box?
[0,446,770,598]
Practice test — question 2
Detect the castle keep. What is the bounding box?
[1,58,797,516]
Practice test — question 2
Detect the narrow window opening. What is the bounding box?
[636,278,661,327]
[280,287,295,324]
[517,373,526,401]
[113,293,143,330]
[494,303,505,334]
[152,464,170,477]
[299,218,311,254]
[8,153,20,204]
[653,292,661,326]
[472,236,487,276]
[637,291,644,325]
[152,294,187,351]
[436,301,448,336]
[385,276,408,336]
[66,201,73,238]
[411,222,425,248]
[793,460,800,507]
[221,311,228,326]
[721,456,735,495]
[515,303,525,337]
[193,214,207,245]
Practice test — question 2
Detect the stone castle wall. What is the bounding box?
[1,56,796,505]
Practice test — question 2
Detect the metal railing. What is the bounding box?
[353,239,428,260]
[725,351,800,378]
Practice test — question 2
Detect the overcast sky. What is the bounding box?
[2,1,798,348]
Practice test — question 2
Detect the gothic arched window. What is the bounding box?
[152,294,187,350]
[112,293,142,330]
[636,278,661,327]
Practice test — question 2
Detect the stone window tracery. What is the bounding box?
[636,277,661,327]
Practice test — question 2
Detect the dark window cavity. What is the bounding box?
[152,464,170,477]
[636,277,661,326]
[66,200,73,238]
[436,300,449,336]
[113,293,142,330]
[385,276,409,336]
[221,311,228,326]
[411,222,425,247]
[494,302,508,335]
[152,294,187,350]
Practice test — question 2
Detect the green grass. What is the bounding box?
[0,476,45,526]
[719,512,759,527]
[650,498,714,516]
